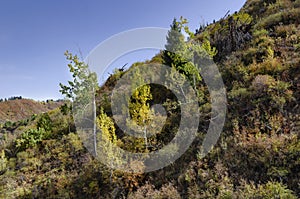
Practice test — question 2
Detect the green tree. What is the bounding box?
[164,17,205,99]
[59,51,98,156]
[165,18,186,53]
[97,108,122,183]
[126,67,153,151]
[200,31,218,58]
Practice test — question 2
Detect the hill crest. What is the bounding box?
[0,98,64,123]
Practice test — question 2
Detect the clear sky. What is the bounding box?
[0,0,246,101]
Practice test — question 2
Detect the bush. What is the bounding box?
[0,150,7,173]
[253,29,269,38]
[4,121,13,128]
[16,128,50,150]
[251,75,276,92]
[128,183,181,199]
[238,181,297,199]
[256,7,300,29]
[249,58,285,76]
[242,47,258,65]
[275,24,297,38]
[251,75,292,109]
[294,0,300,7]
[37,113,53,132]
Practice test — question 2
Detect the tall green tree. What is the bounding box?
[59,51,98,156]
[164,17,202,99]
[127,67,153,151]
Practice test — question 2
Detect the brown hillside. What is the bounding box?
[0,99,64,123]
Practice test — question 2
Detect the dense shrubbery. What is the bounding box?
[0,0,299,198]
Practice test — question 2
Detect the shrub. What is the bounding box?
[4,121,13,128]
[255,12,283,30]
[275,24,297,38]
[0,150,7,173]
[238,181,297,198]
[62,133,84,152]
[251,75,276,93]
[37,113,53,132]
[242,47,258,65]
[249,57,285,75]
[16,128,50,150]
[294,0,300,7]
[251,74,292,109]
[128,183,181,199]
[253,29,269,38]
[256,7,300,30]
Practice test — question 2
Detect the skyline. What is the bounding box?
[0,0,246,100]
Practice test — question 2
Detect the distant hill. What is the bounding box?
[0,98,64,123]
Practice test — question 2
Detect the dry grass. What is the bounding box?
[0,99,63,123]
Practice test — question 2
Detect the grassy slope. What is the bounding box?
[0,99,63,124]
[0,0,300,198]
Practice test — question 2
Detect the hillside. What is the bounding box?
[0,99,64,124]
[0,0,299,198]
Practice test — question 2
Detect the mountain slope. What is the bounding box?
[0,99,63,124]
[0,0,299,198]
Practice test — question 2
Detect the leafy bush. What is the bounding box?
[16,128,50,150]
[242,0,275,19]
[4,121,13,128]
[275,24,297,38]
[251,75,292,109]
[253,29,269,38]
[251,75,276,92]
[128,183,181,199]
[0,150,7,173]
[37,113,53,132]
[242,47,259,65]
[238,181,297,199]
[249,58,285,76]
[256,7,300,29]
[233,12,253,26]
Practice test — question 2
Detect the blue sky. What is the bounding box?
[0,0,246,101]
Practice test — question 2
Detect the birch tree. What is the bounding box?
[59,51,98,156]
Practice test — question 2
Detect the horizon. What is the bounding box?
[0,96,64,102]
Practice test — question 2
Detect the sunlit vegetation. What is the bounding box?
[0,0,299,198]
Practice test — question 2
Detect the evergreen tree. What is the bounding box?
[165,18,185,53]
[164,18,202,97]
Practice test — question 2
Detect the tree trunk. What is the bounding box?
[93,87,97,157]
